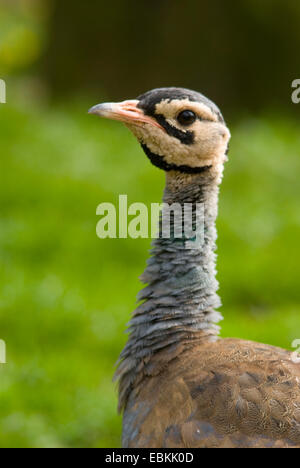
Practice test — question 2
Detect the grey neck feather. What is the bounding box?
[116,166,224,409]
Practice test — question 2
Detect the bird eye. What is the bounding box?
[177,110,197,126]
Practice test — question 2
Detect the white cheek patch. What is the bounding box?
[127,117,230,170]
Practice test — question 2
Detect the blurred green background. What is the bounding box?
[0,0,300,448]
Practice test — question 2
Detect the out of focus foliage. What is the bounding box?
[1,0,300,113]
[43,0,300,113]
[0,0,50,75]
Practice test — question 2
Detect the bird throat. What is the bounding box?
[141,143,213,174]
[115,167,224,410]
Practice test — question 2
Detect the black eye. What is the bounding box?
[177,110,197,126]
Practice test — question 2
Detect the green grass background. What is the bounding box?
[0,101,300,447]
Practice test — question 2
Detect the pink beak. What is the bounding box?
[88,99,163,130]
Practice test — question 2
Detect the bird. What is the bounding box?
[89,87,300,448]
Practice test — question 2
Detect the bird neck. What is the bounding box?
[140,167,224,334]
[116,165,224,410]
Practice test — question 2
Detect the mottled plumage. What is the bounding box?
[123,339,300,448]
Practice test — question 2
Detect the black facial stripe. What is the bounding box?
[141,144,212,174]
[155,114,195,145]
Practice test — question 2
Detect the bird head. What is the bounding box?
[89,87,230,174]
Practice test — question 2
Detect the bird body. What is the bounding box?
[123,338,300,448]
[89,88,300,448]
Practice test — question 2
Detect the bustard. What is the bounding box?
[89,87,300,448]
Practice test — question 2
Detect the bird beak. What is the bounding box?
[88,100,163,130]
